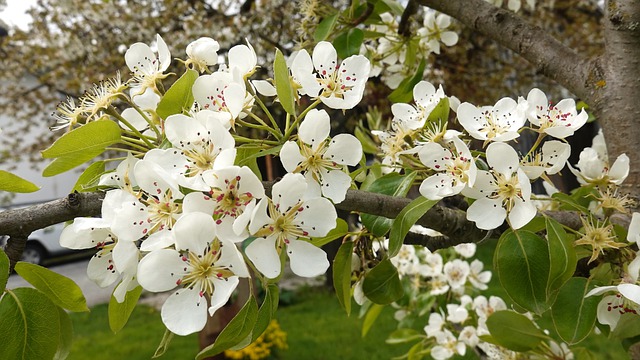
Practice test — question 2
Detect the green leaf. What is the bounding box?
[355,127,379,155]
[551,277,598,345]
[0,170,40,193]
[196,296,259,359]
[546,217,577,295]
[54,306,73,360]
[109,285,143,333]
[72,161,105,192]
[235,147,263,181]
[0,288,61,360]
[152,329,174,358]
[250,285,279,343]
[361,172,417,237]
[333,28,364,59]
[43,149,105,177]
[314,13,339,42]
[494,230,551,314]
[425,97,450,124]
[156,69,198,119]
[386,328,424,344]
[362,259,404,305]
[388,197,437,257]
[310,218,347,247]
[333,241,355,315]
[15,262,89,312]
[0,249,9,291]
[274,49,296,116]
[361,303,384,337]
[42,120,121,159]
[388,59,426,103]
[486,310,547,352]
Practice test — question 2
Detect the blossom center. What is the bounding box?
[180,240,235,296]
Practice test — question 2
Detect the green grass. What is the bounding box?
[68,288,408,360]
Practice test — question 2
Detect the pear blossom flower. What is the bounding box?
[280,109,362,203]
[51,97,85,131]
[136,212,249,336]
[453,243,476,258]
[418,12,459,55]
[390,81,447,129]
[424,312,446,337]
[468,259,492,290]
[457,97,527,144]
[431,329,466,360]
[125,34,171,95]
[182,166,265,243]
[569,130,629,187]
[391,244,421,276]
[458,326,479,347]
[290,41,370,109]
[465,142,537,230]
[60,191,141,302]
[526,88,588,139]
[246,173,337,278]
[227,41,258,79]
[418,137,477,200]
[109,159,185,251]
[446,303,469,324]
[130,87,161,111]
[443,259,470,290]
[521,140,571,180]
[99,152,139,193]
[147,112,236,191]
[192,71,249,125]
[429,274,450,295]
[186,37,220,72]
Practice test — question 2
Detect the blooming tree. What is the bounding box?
[1,0,640,359]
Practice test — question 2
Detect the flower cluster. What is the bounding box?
[58,34,367,336]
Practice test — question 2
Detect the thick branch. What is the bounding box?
[416,0,597,102]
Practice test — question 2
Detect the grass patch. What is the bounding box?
[68,288,407,360]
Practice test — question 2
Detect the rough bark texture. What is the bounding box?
[599,0,640,206]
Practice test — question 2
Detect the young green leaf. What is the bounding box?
[152,328,174,358]
[425,97,450,124]
[546,217,577,295]
[54,306,73,360]
[196,296,259,359]
[250,284,279,343]
[362,303,384,337]
[314,13,339,42]
[333,28,364,59]
[42,120,121,159]
[361,172,417,237]
[333,241,355,315]
[362,259,404,305]
[388,59,426,103]
[72,161,106,192]
[0,249,9,291]
[485,310,547,352]
[15,262,89,312]
[43,149,105,177]
[388,197,437,257]
[551,277,598,344]
[109,285,143,333]
[0,171,40,193]
[156,69,199,119]
[274,49,296,116]
[494,230,551,314]
[0,288,61,360]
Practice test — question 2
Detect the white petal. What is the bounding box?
[140,229,176,251]
[320,169,352,203]
[182,191,216,214]
[209,277,240,316]
[440,31,459,46]
[173,212,216,253]
[245,237,281,279]
[486,142,519,175]
[87,248,119,287]
[112,240,139,274]
[165,114,202,147]
[161,287,208,336]
[252,80,277,97]
[419,173,456,200]
[596,295,621,330]
[324,134,362,166]
[299,109,331,149]
[287,239,329,277]
[156,34,172,72]
[619,284,640,305]
[248,199,270,235]
[272,173,306,210]
[223,82,247,119]
[290,49,321,96]
[628,212,640,245]
[294,197,337,237]
[312,41,338,74]
[585,285,618,297]
[467,198,506,230]
[229,44,256,76]
[125,43,155,74]
[280,141,304,173]
[137,248,185,292]
[456,103,485,140]
[113,274,138,303]
[508,200,537,229]
[121,108,148,131]
[418,142,451,171]
[609,154,630,184]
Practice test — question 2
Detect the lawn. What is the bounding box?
[67,287,409,360]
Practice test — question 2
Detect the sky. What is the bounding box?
[0,0,36,30]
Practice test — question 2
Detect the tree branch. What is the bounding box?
[416,0,598,102]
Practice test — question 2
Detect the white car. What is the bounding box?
[0,223,79,265]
